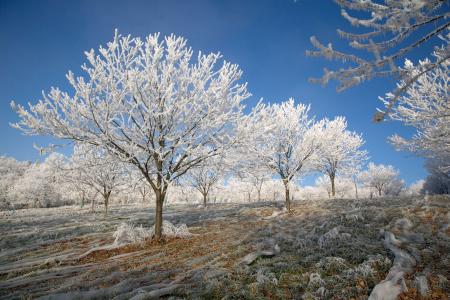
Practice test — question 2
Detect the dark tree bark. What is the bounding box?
[80,190,85,208]
[203,193,207,207]
[283,179,291,211]
[144,158,170,241]
[153,188,167,240]
[102,190,111,215]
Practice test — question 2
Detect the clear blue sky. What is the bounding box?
[0,0,430,185]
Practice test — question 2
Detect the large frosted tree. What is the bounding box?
[315,116,368,197]
[241,98,324,211]
[11,31,250,239]
[307,0,449,120]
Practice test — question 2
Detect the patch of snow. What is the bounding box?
[151,220,192,238]
[113,221,192,246]
[113,223,152,245]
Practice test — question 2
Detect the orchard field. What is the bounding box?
[1,1,450,299]
[1,196,448,299]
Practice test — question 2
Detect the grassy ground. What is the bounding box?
[0,196,448,299]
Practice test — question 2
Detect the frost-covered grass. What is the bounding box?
[0,197,448,299]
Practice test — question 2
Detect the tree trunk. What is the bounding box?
[154,189,165,240]
[330,175,336,198]
[80,191,85,208]
[103,191,111,216]
[257,189,261,202]
[378,189,382,196]
[283,180,291,211]
[203,193,207,207]
[91,197,95,212]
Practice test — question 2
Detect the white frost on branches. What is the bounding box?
[307,0,449,119]
[183,156,224,207]
[69,144,128,214]
[7,153,69,209]
[314,116,368,197]
[359,163,404,196]
[241,98,324,210]
[380,54,450,171]
[315,175,356,199]
[10,31,250,238]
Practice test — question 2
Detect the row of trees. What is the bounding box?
[10,16,449,237]
[10,32,369,239]
[0,151,425,212]
[4,103,370,212]
[0,155,73,210]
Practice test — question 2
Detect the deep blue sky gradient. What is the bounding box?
[0,0,434,185]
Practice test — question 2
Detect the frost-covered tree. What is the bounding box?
[422,157,450,194]
[380,54,450,170]
[315,175,355,199]
[359,163,403,196]
[69,144,127,215]
[307,0,449,119]
[242,98,324,210]
[315,117,368,197]
[51,154,93,208]
[131,173,152,204]
[125,168,153,204]
[225,177,255,203]
[184,157,224,207]
[238,163,271,202]
[166,183,198,204]
[262,179,287,202]
[0,156,30,209]
[229,150,271,202]
[406,179,425,196]
[315,175,334,199]
[8,153,65,208]
[384,178,405,196]
[10,31,249,239]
